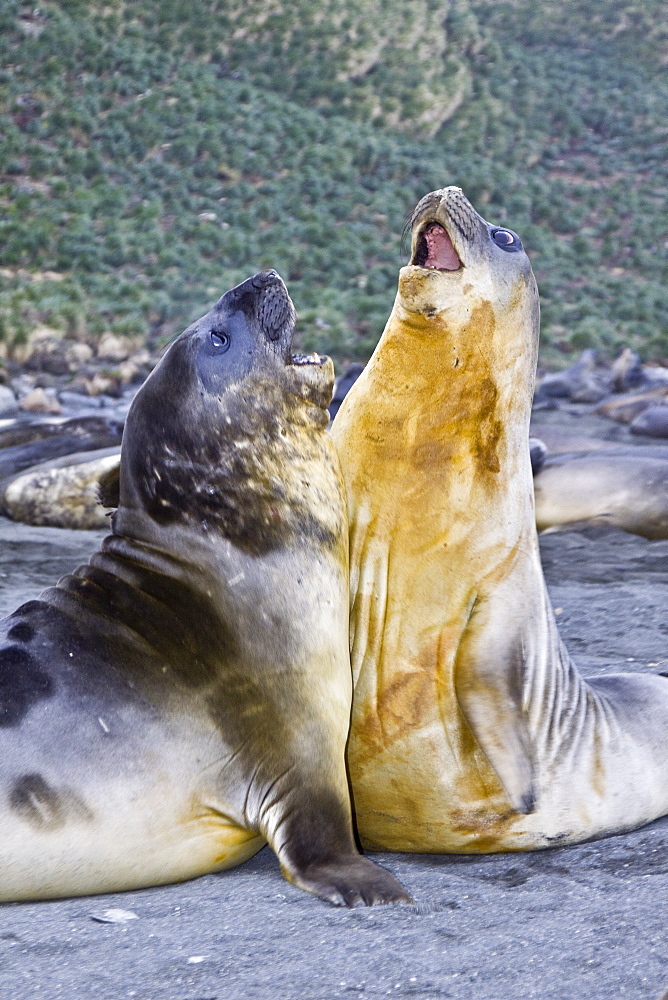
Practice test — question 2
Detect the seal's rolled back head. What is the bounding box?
[407,185,531,279]
[400,187,539,408]
[115,270,337,553]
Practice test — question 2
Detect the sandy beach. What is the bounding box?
[0,406,666,1000]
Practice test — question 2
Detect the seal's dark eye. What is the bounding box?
[210,331,230,352]
[491,228,523,252]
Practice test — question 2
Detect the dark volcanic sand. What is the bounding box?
[0,406,667,1000]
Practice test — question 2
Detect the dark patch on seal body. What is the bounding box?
[7,622,35,643]
[474,374,502,475]
[10,774,93,830]
[0,556,234,716]
[10,774,64,830]
[0,646,53,727]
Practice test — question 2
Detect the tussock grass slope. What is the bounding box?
[0,0,666,366]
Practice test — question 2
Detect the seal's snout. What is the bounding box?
[256,276,294,344]
[220,271,296,349]
[223,269,286,309]
[408,186,488,272]
[251,269,281,290]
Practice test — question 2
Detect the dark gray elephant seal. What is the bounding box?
[630,405,668,438]
[0,271,409,907]
[0,415,123,480]
[535,349,608,403]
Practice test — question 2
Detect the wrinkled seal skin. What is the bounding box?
[0,271,409,907]
[331,188,668,853]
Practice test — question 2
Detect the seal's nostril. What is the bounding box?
[252,270,280,289]
[259,284,293,343]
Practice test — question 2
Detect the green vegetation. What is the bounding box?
[0,0,666,367]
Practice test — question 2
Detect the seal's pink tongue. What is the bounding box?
[423,224,460,270]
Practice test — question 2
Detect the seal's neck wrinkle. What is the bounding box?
[47,534,236,681]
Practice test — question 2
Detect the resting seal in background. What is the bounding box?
[2,446,121,529]
[0,271,409,907]
[331,187,668,852]
[533,447,668,539]
[0,415,123,482]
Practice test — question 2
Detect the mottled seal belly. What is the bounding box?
[331,187,668,853]
[0,271,408,907]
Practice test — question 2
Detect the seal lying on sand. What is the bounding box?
[0,270,409,907]
[0,415,123,482]
[331,187,668,853]
[533,448,668,539]
[535,348,608,404]
[2,446,120,529]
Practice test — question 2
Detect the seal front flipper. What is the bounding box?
[454,583,537,815]
[266,788,411,906]
[285,857,412,908]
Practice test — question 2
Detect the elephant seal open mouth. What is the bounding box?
[332,188,668,853]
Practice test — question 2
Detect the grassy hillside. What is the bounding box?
[465,0,668,360]
[0,0,666,369]
[474,0,668,66]
[140,0,482,135]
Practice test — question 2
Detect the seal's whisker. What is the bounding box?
[400,214,414,263]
